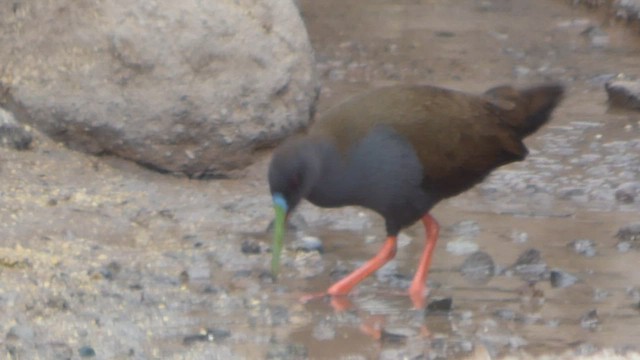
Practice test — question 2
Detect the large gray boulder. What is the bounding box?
[0,0,318,177]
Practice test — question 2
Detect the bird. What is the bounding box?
[268,82,564,308]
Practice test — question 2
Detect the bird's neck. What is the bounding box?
[304,139,361,208]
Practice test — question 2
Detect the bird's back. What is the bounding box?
[310,84,564,201]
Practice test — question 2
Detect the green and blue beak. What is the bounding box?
[271,193,288,277]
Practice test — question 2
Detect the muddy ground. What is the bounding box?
[1,0,640,359]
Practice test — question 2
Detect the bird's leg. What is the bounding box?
[327,236,398,297]
[409,214,440,308]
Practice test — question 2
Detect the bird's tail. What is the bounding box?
[484,83,565,137]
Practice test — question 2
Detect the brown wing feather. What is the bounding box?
[311,84,554,200]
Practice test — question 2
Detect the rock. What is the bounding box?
[426,297,453,314]
[626,286,640,302]
[514,65,531,78]
[460,251,495,284]
[615,0,640,21]
[266,342,308,360]
[446,220,481,255]
[549,269,579,288]
[291,235,323,253]
[510,230,529,243]
[241,239,263,255]
[617,241,632,252]
[0,0,317,177]
[446,238,480,255]
[580,309,600,330]
[615,182,640,203]
[0,107,32,150]
[593,288,609,301]
[78,346,96,358]
[183,328,231,345]
[493,308,518,321]
[581,25,609,47]
[379,330,408,344]
[6,325,35,342]
[510,249,547,282]
[568,239,596,257]
[605,80,640,111]
[448,220,481,237]
[616,223,640,242]
[98,261,122,280]
[573,342,599,356]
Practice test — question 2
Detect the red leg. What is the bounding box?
[327,236,397,296]
[409,214,440,308]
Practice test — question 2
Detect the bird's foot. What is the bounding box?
[359,314,386,340]
[299,292,353,311]
[298,291,328,304]
[408,286,430,309]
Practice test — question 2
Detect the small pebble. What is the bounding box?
[0,108,33,150]
[426,297,453,314]
[617,241,632,253]
[549,269,579,288]
[448,220,481,237]
[99,261,122,280]
[569,239,596,257]
[292,235,323,253]
[580,309,600,330]
[266,342,308,360]
[78,346,96,358]
[627,287,640,302]
[241,239,262,254]
[616,223,640,242]
[510,230,529,243]
[460,251,495,284]
[511,249,547,281]
[593,288,609,301]
[573,341,599,356]
[446,239,479,255]
[493,308,518,321]
[380,330,408,344]
[183,328,231,346]
[6,325,35,342]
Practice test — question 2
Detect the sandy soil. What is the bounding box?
[1,0,640,359]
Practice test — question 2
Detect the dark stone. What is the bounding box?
[426,297,453,314]
[606,80,640,111]
[616,223,640,242]
[241,239,262,255]
[183,328,231,345]
[549,269,579,288]
[380,330,408,344]
[78,346,96,358]
[99,261,122,280]
[511,249,547,281]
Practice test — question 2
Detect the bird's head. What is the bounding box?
[267,137,323,276]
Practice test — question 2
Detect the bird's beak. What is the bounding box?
[271,193,288,277]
